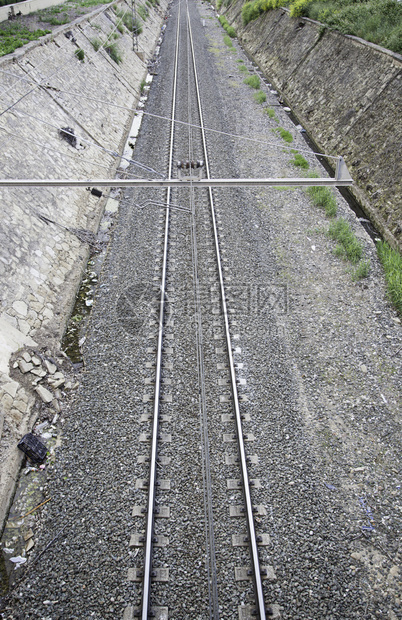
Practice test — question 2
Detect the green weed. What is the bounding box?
[376,240,402,314]
[223,35,234,47]
[289,152,309,169]
[219,14,237,37]
[244,74,260,89]
[0,24,50,56]
[254,90,267,103]
[115,9,143,34]
[306,183,337,217]
[105,42,122,64]
[76,0,110,6]
[264,106,278,122]
[137,4,148,21]
[275,126,293,143]
[351,259,371,281]
[241,0,401,54]
[40,14,70,25]
[327,218,363,264]
[75,47,85,61]
[90,37,101,51]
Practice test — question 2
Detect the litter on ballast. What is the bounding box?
[24,467,38,475]
[10,556,27,569]
[17,433,47,464]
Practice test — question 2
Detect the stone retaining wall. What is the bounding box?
[0,0,168,531]
[223,2,402,250]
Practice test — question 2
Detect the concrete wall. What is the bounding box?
[0,0,168,530]
[224,3,402,250]
[0,0,66,23]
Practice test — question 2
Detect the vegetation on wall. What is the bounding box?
[241,0,402,54]
[219,14,237,37]
[114,8,143,35]
[0,0,24,6]
[0,23,50,56]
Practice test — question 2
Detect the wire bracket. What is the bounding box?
[177,160,204,181]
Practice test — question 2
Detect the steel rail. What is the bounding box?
[186,7,267,620]
[140,5,181,618]
[185,6,219,615]
[0,177,353,187]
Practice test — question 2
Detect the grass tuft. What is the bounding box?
[223,35,234,47]
[264,106,278,122]
[115,8,143,34]
[244,74,260,89]
[105,42,122,64]
[327,218,363,264]
[219,14,237,37]
[376,240,402,314]
[254,90,267,103]
[289,152,309,168]
[306,183,337,217]
[351,259,371,281]
[75,47,85,61]
[275,127,293,143]
[137,4,148,20]
[90,37,101,51]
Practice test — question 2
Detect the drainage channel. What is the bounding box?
[240,52,381,242]
[289,112,381,242]
[61,70,157,367]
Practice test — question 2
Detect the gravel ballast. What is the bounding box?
[2,0,401,618]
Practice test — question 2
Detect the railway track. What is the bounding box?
[128,1,276,617]
[2,0,378,618]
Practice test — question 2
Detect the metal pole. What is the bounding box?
[0,177,354,188]
[132,0,138,51]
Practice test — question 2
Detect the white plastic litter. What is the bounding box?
[10,555,27,569]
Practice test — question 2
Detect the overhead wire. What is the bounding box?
[137,110,340,160]
[0,3,124,119]
[0,0,340,189]
[0,2,115,104]
[0,2,162,177]
[0,3,155,178]
[0,110,164,177]
[0,125,148,180]
[1,71,339,162]
[0,0,138,141]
